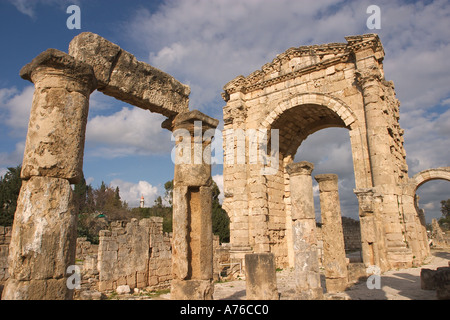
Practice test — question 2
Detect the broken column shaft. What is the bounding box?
[315,174,348,293]
[2,49,97,300]
[169,110,219,300]
[286,161,322,300]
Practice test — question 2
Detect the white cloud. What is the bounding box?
[0,85,33,137]
[0,141,26,170]
[125,0,353,110]
[109,179,159,208]
[85,106,173,158]
[212,174,224,204]
[402,108,450,175]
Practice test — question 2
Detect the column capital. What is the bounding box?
[169,109,219,133]
[314,174,338,192]
[20,48,97,92]
[286,161,314,176]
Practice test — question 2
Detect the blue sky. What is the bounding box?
[0,0,449,222]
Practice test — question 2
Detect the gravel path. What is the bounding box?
[114,249,449,300]
[212,249,449,300]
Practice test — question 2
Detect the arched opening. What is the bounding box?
[412,168,450,227]
[415,180,450,226]
[264,95,362,268]
[294,127,361,262]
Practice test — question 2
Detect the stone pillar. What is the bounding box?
[2,49,97,300]
[169,110,219,300]
[222,91,253,270]
[354,188,390,272]
[315,174,348,293]
[286,161,322,300]
[354,44,412,269]
[245,253,279,300]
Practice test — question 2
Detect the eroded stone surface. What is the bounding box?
[245,253,279,300]
[69,32,190,117]
[20,49,96,184]
[2,176,77,300]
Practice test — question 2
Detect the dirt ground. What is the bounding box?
[116,249,449,300]
[210,249,449,300]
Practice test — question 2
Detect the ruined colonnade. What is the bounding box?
[2,32,450,300]
[222,33,441,274]
[2,33,217,300]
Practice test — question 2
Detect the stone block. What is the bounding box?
[171,279,214,300]
[245,253,279,300]
[420,268,436,290]
[4,176,77,298]
[69,32,190,117]
[436,267,450,300]
[19,49,96,184]
[116,285,131,295]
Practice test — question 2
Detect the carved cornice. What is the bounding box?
[355,65,383,87]
[222,34,385,102]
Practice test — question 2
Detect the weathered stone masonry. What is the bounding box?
[222,33,444,272]
[2,32,216,300]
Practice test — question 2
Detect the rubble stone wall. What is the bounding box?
[97,217,172,292]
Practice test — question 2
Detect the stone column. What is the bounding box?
[315,174,348,293]
[354,188,390,272]
[354,43,412,269]
[286,161,322,300]
[2,49,97,300]
[222,91,253,270]
[245,253,279,300]
[169,110,218,300]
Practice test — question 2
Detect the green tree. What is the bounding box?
[73,178,88,213]
[211,180,230,243]
[439,198,450,231]
[441,199,450,219]
[164,180,173,206]
[0,166,22,226]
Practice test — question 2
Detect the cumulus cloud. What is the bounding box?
[0,86,32,169]
[110,179,159,208]
[85,106,173,158]
[121,0,450,222]
[125,0,361,111]
[0,141,26,168]
[0,85,33,137]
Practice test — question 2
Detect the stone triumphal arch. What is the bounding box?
[3,32,447,300]
[221,34,439,274]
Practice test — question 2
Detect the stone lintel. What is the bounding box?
[69,32,190,118]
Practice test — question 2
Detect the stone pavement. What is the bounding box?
[108,250,449,300]
[202,249,450,300]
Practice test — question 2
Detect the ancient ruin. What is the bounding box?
[1,32,449,300]
[1,32,216,300]
[222,33,449,279]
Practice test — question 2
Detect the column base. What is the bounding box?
[170,279,214,300]
[325,277,348,294]
[296,288,324,300]
[2,278,72,300]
